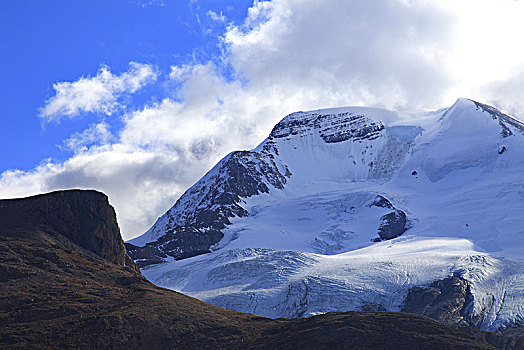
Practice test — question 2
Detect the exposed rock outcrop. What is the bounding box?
[127,149,291,267]
[0,190,138,272]
[402,273,474,326]
[269,111,385,143]
[471,99,524,137]
[369,195,409,241]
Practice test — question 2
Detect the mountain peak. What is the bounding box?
[437,98,524,139]
[127,99,524,330]
[129,98,524,264]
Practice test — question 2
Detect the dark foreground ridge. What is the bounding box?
[1,190,522,349]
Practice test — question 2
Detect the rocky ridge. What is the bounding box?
[126,148,291,266]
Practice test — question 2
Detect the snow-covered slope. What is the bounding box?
[127,98,524,331]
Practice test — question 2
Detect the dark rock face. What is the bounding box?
[128,149,291,267]
[125,243,167,266]
[471,99,524,137]
[253,311,520,350]
[0,190,137,271]
[369,195,394,210]
[377,211,408,240]
[500,325,524,338]
[369,195,409,241]
[269,111,385,143]
[402,273,474,326]
[361,303,387,312]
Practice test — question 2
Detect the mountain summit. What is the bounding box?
[127,99,524,332]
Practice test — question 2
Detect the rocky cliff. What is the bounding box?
[0,190,137,271]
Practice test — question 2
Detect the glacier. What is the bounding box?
[128,98,524,332]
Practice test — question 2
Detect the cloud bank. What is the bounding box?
[3,0,524,239]
[40,62,158,122]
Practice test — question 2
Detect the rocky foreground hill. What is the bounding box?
[1,190,523,349]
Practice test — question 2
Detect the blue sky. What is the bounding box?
[0,0,250,172]
[2,0,524,239]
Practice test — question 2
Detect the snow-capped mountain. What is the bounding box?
[126,98,524,332]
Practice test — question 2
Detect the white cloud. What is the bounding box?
[168,64,193,81]
[40,62,158,122]
[207,10,226,23]
[3,0,524,240]
[63,121,114,153]
[134,0,166,8]
[0,62,294,238]
[437,0,524,86]
[478,65,524,118]
[224,0,457,110]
